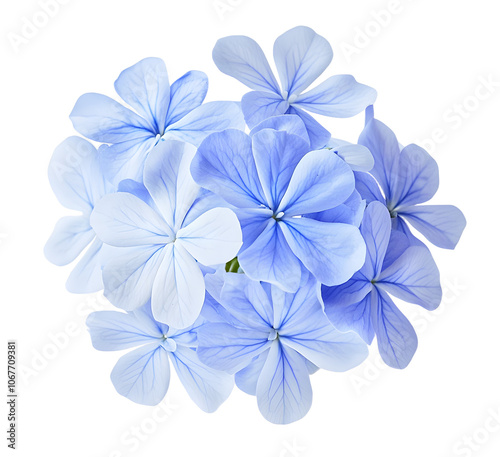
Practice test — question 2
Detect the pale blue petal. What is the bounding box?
[241,91,289,129]
[358,119,400,201]
[86,310,162,351]
[306,189,365,226]
[295,75,377,117]
[70,93,154,143]
[251,129,310,208]
[212,35,280,93]
[169,346,233,412]
[235,350,268,395]
[102,245,165,311]
[286,106,331,149]
[151,244,205,328]
[391,144,439,208]
[382,226,413,269]
[48,136,110,212]
[182,188,232,228]
[238,219,302,293]
[249,114,309,145]
[111,343,170,405]
[114,57,170,132]
[66,238,104,294]
[278,149,354,215]
[273,26,332,95]
[280,218,366,286]
[191,129,267,207]
[165,70,208,126]
[400,204,466,249]
[90,192,173,246]
[354,171,385,204]
[324,292,375,344]
[44,216,94,265]
[177,207,242,266]
[332,143,374,172]
[197,323,272,374]
[377,246,442,310]
[256,341,312,424]
[219,273,273,330]
[359,201,391,280]
[143,140,199,231]
[235,207,273,248]
[322,276,372,308]
[371,288,418,369]
[117,179,154,206]
[165,101,245,147]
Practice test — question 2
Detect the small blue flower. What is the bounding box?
[322,201,442,369]
[213,26,377,148]
[191,119,366,292]
[90,140,242,329]
[355,111,466,249]
[45,136,114,293]
[197,272,368,424]
[70,57,245,184]
[87,302,233,410]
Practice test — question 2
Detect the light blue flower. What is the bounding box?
[355,111,466,249]
[213,26,377,149]
[45,136,114,293]
[87,302,233,410]
[322,201,442,369]
[191,121,366,293]
[70,57,245,184]
[197,272,368,424]
[90,140,242,329]
[325,137,374,172]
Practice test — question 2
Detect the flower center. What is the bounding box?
[268,328,279,341]
[273,211,285,221]
[161,336,177,352]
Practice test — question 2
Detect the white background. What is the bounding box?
[1,1,499,456]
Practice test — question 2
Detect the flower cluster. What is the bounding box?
[46,26,466,424]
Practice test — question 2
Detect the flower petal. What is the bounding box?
[371,288,418,369]
[191,129,267,208]
[235,350,269,396]
[238,219,302,293]
[91,192,173,246]
[177,207,242,266]
[278,149,355,216]
[273,26,333,95]
[151,243,205,328]
[143,140,199,231]
[86,309,162,351]
[241,91,289,129]
[377,246,442,310]
[111,343,170,405]
[44,216,94,266]
[114,57,170,133]
[280,218,366,287]
[197,323,272,374]
[66,238,104,294]
[165,101,245,146]
[400,204,466,249]
[236,207,274,248]
[70,93,153,143]
[251,129,310,209]
[165,70,208,126]
[256,341,312,424]
[213,35,280,93]
[249,114,310,145]
[286,106,331,149]
[169,346,233,413]
[328,139,374,172]
[354,171,385,204]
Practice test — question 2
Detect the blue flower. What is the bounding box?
[355,111,466,249]
[45,137,114,293]
[90,140,242,329]
[213,26,377,149]
[325,137,374,172]
[70,57,245,184]
[86,302,233,410]
[197,272,368,424]
[322,202,442,369]
[191,120,366,292]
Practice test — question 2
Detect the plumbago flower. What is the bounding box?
[197,271,368,424]
[90,140,242,329]
[191,117,366,293]
[45,136,114,293]
[87,302,233,410]
[70,57,244,184]
[213,26,377,148]
[323,202,442,369]
[355,109,466,249]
